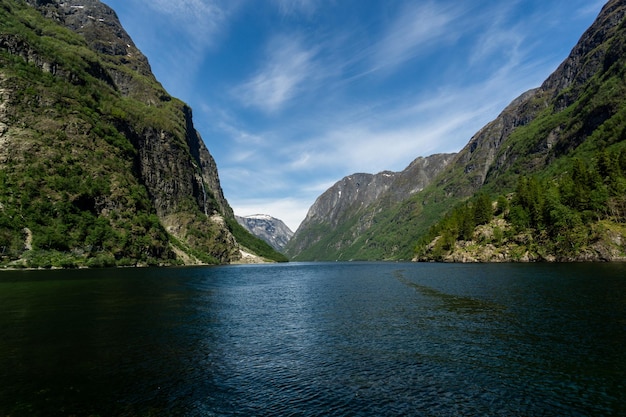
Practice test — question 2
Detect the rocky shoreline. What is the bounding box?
[414,219,626,263]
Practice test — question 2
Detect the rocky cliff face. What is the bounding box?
[285,153,456,260]
[456,0,626,188]
[0,0,277,266]
[236,215,293,252]
[22,0,233,216]
[450,88,543,192]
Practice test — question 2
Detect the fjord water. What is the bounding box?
[0,263,624,416]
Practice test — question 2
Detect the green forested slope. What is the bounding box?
[416,151,626,261]
[0,0,286,267]
[289,0,626,261]
[416,1,626,261]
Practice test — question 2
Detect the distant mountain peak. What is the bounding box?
[236,214,294,252]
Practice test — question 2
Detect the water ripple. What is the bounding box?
[0,263,625,416]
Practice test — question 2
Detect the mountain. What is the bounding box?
[287,0,626,262]
[235,214,294,252]
[0,0,285,267]
[285,153,456,260]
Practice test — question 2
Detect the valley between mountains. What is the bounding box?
[2,0,626,266]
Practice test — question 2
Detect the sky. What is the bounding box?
[102,0,606,232]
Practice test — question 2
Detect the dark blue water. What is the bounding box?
[0,262,625,416]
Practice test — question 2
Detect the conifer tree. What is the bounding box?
[473,192,493,225]
[495,195,509,216]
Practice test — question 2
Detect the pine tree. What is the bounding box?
[473,192,493,225]
[495,194,509,216]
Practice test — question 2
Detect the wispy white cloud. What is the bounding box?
[233,35,319,113]
[272,0,319,17]
[469,21,524,69]
[217,121,267,147]
[231,1,465,113]
[142,0,228,46]
[277,103,486,177]
[271,44,554,178]
[117,0,241,98]
[575,0,606,18]
[371,2,461,73]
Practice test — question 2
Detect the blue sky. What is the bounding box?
[103,0,605,231]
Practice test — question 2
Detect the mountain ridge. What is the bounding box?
[287,0,626,262]
[285,153,456,260]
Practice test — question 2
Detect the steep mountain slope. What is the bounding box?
[236,214,294,252]
[285,153,456,260]
[0,0,285,267]
[288,0,626,261]
[414,0,626,262]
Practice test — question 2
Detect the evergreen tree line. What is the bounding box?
[417,148,626,258]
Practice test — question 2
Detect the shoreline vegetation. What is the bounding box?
[0,253,273,270]
[415,152,626,263]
